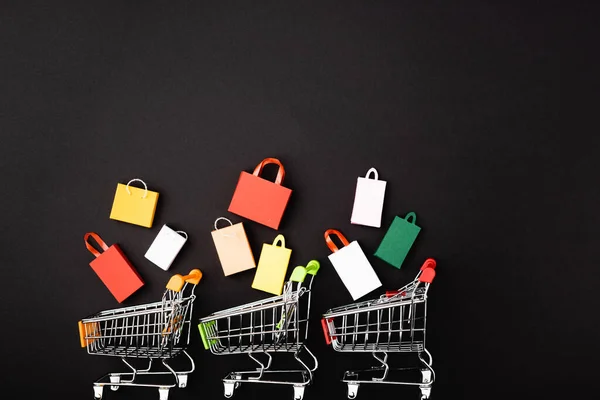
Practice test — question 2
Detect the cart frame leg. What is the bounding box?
[158,387,170,400]
[93,384,103,399]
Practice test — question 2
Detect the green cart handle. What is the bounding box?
[290,260,320,283]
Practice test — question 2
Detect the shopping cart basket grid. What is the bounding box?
[198,260,320,400]
[78,269,202,400]
[322,259,437,399]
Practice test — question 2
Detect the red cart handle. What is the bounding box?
[385,290,407,298]
[420,258,437,270]
[419,268,436,284]
[321,318,334,345]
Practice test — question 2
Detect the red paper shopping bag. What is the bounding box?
[228,158,292,229]
[84,232,144,303]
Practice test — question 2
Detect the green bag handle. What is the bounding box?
[404,212,417,224]
[289,260,320,283]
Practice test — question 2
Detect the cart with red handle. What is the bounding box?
[321,259,437,399]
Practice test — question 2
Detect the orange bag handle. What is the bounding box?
[84,232,109,258]
[324,229,350,253]
[253,157,285,185]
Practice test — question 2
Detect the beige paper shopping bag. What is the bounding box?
[211,217,256,276]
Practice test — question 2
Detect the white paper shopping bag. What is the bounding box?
[350,167,387,228]
[324,229,382,300]
[144,224,188,270]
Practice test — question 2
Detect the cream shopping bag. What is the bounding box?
[324,229,382,300]
[211,217,256,276]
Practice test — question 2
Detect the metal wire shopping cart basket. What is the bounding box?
[321,259,437,399]
[198,261,320,400]
[78,269,202,400]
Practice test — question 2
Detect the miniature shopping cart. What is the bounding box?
[321,259,437,399]
[198,261,320,400]
[78,269,202,400]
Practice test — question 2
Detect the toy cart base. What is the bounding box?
[333,342,425,352]
[343,368,433,400]
[210,342,306,355]
[220,346,318,400]
[223,370,310,400]
[91,346,187,358]
[340,348,434,400]
[91,350,194,400]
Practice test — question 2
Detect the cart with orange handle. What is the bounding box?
[78,269,202,400]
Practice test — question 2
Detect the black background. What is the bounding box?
[2,1,599,399]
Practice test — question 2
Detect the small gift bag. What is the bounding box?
[144,224,188,271]
[374,212,421,269]
[211,217,256,276]
[324,229,382,300]
[84,232,144,303]
[109,178,159,228]
[252,234,292,295]
[350,167,387,228]
[228,158,292,229]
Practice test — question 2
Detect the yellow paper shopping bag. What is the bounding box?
[109,178,159,228]
[251,234,292,295]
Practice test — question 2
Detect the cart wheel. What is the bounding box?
[293,386,305,400]
[420,387,432,400]
[158,387,170,400]
[224,382,236,398]
[421,369,432,384]
[93,385,103,399]
[110,375,120,391]
[177,374,188,388]
[347,383,359,399]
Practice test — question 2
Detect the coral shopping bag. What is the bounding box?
[324,229,382,300]
[228,158,292,230]
[84,232,144,303]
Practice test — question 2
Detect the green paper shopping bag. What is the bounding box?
[374,212,421,269]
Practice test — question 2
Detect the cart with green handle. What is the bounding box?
[198,260,320,400]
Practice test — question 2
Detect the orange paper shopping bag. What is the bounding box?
[228,158,292,229]
[84,232,144,303]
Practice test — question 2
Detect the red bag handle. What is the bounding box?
[324,229,350,253]
[84,232,109,258]
[253,158,285,185]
